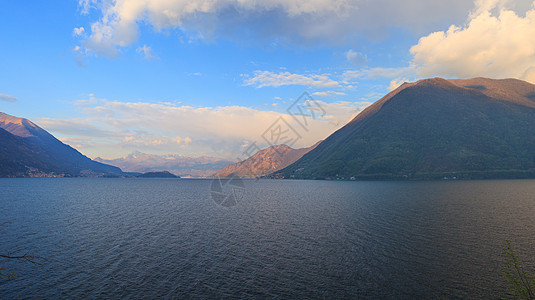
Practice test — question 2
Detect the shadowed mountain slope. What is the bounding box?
[0,112,123,177]
[277,77,535,180]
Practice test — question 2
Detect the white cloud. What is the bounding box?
[312,91,346,97]
[388,78,409,91]
[58,137,95,150]
[319,100,372,127]
[76,0,477,56]
[345,49,368,67]
[136,44,155,59]
[243,70,340,88]
[0,93,17,103]
[73,27,85,36]
[37,96,370,158]
[36,118,127,138]
[342,66,416,82]
[78,0,98,15]
[174,136,192,145]
[410,0,535,83]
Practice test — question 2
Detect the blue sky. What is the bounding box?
[1,0,535,159]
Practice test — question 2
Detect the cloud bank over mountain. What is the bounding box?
[37,95,370,159]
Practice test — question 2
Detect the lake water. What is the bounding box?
[1,178,534,298]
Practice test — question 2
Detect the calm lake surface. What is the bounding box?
[1,178,534,299]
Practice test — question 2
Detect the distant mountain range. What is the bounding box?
[214,142,320,178]
[277,77,535,180]
[4,77,535,180]
[95,152,233,178]
[0,112,123,177]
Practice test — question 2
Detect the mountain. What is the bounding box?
[136,171,179,178]
[95,152,233,178]
[0,112,123,177]
[214,142,320,178]
[276,77,535,180]
[0,127,55,177]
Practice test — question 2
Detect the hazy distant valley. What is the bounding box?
[94,152,233,178]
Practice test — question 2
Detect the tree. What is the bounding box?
[1,222,42,280]
[0,252,41,280]
[503,240,535,299]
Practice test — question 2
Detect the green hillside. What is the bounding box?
[276,78,535,180]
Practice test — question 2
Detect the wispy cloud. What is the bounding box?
[342,66,416,82]
[243,71,340,88]
[387,78,410,91]
[57,137,96,150]
[73,27,85,36]
[312,91,346,97]
[35,118,126,138]
[78,0,98,15]
[136,44,156,59]
[345,49,368,67]
[0,93,17,103]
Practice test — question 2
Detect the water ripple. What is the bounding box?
[1,178,534,298]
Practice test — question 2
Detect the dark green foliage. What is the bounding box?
[503,241,535,299]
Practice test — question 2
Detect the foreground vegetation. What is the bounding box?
[503,241,535,299]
